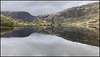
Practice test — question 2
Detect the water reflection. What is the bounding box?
[35,26,99,46]
[1,26,99,47]
[1,33,99,56]
[1,27,38,37]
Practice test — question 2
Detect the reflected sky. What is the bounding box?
[1,26,99,47]
[1,33,99,56]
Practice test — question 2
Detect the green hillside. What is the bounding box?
[33,2,99,26]
[1,2,99,27]
[0,14,34,27]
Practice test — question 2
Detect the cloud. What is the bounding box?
[1,1,98,16]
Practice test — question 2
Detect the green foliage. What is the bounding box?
[0,14,35,27]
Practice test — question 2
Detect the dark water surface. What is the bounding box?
[1,26,99,56]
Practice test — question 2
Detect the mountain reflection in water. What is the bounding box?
[1,26,99,47]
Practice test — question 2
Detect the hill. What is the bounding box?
[1,11,36,22]
[33,2,99,26]
[0,14,31,27]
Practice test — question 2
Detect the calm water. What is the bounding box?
[1,26,99,56]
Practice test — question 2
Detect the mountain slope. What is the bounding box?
[0,14,29,27]
[33,2,99,26]
[1,11,36,22]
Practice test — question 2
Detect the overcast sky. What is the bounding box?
[1,1,98,16]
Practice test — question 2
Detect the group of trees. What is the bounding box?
[1,15,14,27]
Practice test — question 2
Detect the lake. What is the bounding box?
[1,26,99,56]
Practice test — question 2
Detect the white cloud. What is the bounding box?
[1,1,98,16]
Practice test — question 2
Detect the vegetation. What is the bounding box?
[1,11,36,22]
[1,2,99,27]
[33,2,99,27]
[0,14,35,27]
[0,2,99,47]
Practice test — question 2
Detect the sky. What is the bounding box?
[1,1,98,16]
